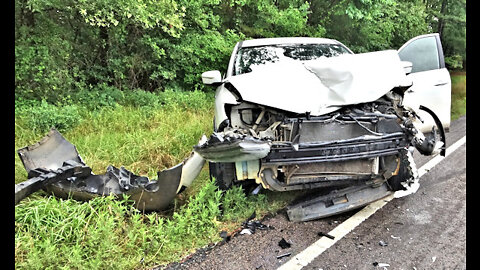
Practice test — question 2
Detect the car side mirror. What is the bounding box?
[401,61,413,75]
[201,70,222,85]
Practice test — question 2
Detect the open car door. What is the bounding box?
[398,33,451,132]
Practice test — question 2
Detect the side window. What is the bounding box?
[398,36,440,73]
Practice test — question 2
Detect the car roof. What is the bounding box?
[239,37,340,48]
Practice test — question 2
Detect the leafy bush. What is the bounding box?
[69,84,125,111]
[445,54,464,70]
[158,90,215,110]
[121,89,161,107]
[16,101,83,133]
[220,185,267,222]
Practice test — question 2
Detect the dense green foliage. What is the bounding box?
[15,0,465,103]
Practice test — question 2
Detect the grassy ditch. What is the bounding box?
[14,90,296,269]
[450,72,466,121]
[14,75,466,268]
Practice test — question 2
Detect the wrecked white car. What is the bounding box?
[15,34,451,222]
[197,34,451,221]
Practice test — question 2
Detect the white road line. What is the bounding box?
[277,135,466,270]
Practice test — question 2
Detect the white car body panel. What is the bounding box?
[398,33,451,132]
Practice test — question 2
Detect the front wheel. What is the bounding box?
[387,149,419,191]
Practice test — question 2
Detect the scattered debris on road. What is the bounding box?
[318,231,335,240]
[278,238,292,249]
[219,231,231,243]
[276,252,291,259]
[378,240,389,246]
[373,262,390,268]
[240,212,274,235]
[390,235,401,240]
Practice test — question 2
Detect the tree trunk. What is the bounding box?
[437,0,448,38]
[99,26,109,68]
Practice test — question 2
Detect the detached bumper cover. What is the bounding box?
[15,129,204,211]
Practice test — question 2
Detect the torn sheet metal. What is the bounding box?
[226,50,411,116]
[15,129,205,211]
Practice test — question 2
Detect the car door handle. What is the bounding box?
[434,81,448,86]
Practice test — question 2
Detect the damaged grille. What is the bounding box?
[261,114,409,188]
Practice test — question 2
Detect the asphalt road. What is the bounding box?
[162,115,467,270]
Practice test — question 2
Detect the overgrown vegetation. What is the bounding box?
[15,181,223,269]
[450,72,466,121]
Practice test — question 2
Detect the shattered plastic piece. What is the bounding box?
[317,232,335,240]
[276,252,291,259]
[251,184,263,195]
[194,132,271,162]
[378,240,388,247]
[242,220,272,233]
[373,262,390,267]
[15,128,205,211]
[219,231,228,239]
[239,212,274,234]
[240,228,253,235]
[15,160,92,204]
[278,238,292,249]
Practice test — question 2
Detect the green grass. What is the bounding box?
[14,90,297,269]
[450,72,466,121]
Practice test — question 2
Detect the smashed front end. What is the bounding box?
[196,50,446,221]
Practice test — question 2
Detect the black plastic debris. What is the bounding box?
[240,212,274,235]
[278,238,291,249]
[276,252,291,259]
[317,232,335,240]
[219,231,231,243]
[247,211,256,221]
[15,128,183,211]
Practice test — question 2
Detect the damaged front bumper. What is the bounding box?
[15,129,206,211]
[194,132,270,162]
[196,92,446,221]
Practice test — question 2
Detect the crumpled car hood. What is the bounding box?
[226,50,412,115]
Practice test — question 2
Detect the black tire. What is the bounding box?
[387,149,416,191]
[208,162,236,190]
